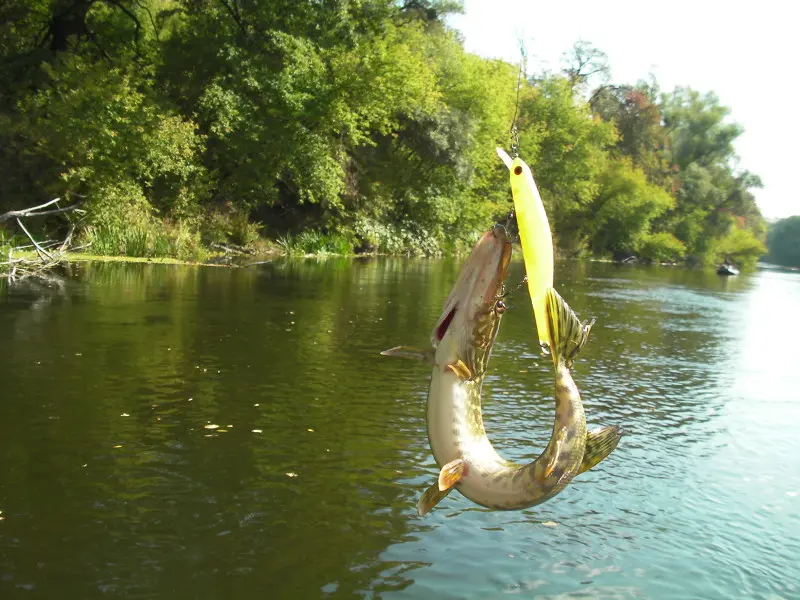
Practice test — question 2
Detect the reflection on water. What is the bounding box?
[1,260,798,599]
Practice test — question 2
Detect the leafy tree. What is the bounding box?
[661,88,742,170]
[766,216,800,267]
[588,158,674,257]
[590,81,673,188]
[656,87,765,266]
[0,3,771,262]
[516,75,616,252]
[562,41,610,93]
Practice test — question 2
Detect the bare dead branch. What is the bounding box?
[1,198,83,282]
[0,198,85,223]
[59,223,78,253]
[16,218,54,261]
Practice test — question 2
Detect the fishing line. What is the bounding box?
[509,46,526,158]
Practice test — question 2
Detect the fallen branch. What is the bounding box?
[0,198,85,223]
[16,217,54,261]
[1,198,84,283]
[210,241,256,255]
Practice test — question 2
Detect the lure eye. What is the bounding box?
[513,166,523,175]
[494,300,506,315]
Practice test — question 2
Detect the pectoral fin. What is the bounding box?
[380,346,435,365]
[577,425,622,475]
[445,359,472,380]
[416,458,467,516]
[437,458,466,491]
[417,481,454,516]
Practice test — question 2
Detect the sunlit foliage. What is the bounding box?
[0,3,766,266]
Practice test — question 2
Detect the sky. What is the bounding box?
[448,0,799,220]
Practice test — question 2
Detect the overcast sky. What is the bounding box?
[449,0,799,220]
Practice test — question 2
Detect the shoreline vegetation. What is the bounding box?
[2,1,796,279]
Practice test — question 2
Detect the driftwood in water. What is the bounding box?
[1,198,86,283]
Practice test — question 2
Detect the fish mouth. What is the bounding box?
[432,223,512,345]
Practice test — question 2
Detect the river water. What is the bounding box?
[0,258,798,599]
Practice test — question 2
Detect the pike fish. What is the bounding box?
[383,224,621,515]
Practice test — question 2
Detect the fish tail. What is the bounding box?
[545,287,595,367]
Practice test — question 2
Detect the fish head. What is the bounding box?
[431,223,512,373]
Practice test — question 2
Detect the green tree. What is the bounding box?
[657,87,765,265]
[661,88,742,170]
[766,216,800,267]
[516,75,617,253]
[590,81,673,188]
[588,158,675,258]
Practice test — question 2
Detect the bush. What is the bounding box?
[638,232,686,262]
[201,206,263,249]
[704,227,766,270]
[80,181,205,260]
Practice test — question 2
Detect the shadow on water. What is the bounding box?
[1,259,799,598]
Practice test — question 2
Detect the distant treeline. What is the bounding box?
[766,217,800,267]
[0,1,766,267]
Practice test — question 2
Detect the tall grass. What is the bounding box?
[82,220,205,261]
[277,230,355,256]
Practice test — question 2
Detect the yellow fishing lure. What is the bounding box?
[497,148,554,351]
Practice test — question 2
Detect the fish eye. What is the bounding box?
[494,300,506,314]
[513,166,523,175]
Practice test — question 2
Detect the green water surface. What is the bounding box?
[1,258,798,599]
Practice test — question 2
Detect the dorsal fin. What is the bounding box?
[545,287,595,368]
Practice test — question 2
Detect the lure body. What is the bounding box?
[497,148,554,350]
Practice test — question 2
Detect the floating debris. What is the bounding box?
[541,521,559,527]
[204,424,219,430]
[307,428,314,433]
[285,472,298,478]
[121,413,129,417]
[113,445,122,448]
[251,429,263,434]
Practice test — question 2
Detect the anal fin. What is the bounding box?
[577,425,622,475]
[417,481,454,516]
[381,345,435,365]
[438,458,466,491]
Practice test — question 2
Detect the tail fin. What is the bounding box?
[545,287,595,368]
